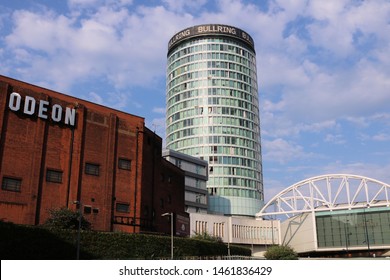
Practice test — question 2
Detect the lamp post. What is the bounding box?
[246,228,254,256]
[343,218,350,256]
[162,212,174,259]
[363,206,371,257]
[73,200,82,260]
[222,222,230,257]
[227,221,231,257]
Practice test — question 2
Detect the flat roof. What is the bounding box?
[162,149,208,167]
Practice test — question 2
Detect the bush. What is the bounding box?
[191,231,223,243]
[264,245,298,260]
[44,208,91,230]
[0,221,251,259]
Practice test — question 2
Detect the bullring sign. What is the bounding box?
[8,92,76,127]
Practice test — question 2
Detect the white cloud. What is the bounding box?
[253,0,390,135]
[321,161,390,185]
[152,107,166,114]
[262,138,312,164]
[1,0,390,213]
[4,4,192,92]
[324,134,346,145]
[275,63,390,124]
[68,0,101,7]
[262,177,286,203]
[162,0,207,13]
[83,91,104,104]
[6,11,73,54]
[146,117,166,145]
[372,133,390,142]
[4,0,390,123]
[261,106,337,138]
[67,0,134,9]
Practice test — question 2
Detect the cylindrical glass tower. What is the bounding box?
[166,24,263,216]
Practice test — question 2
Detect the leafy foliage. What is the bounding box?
[264,245,298,260]
[44,208,91,230]
[0,221,250,259]
[191,231,223,243]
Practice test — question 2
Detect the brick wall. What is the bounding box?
[0,75,187,235]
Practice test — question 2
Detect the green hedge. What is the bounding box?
[0,221,250,259]
[264,245,298,260]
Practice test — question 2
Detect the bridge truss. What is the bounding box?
[257,174,390,219]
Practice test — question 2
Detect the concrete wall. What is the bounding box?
[281,212,317,253]
[190,213,280,245]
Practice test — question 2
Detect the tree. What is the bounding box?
[44,208,91,230]
[191,231,223,243]
[264,245,298,260]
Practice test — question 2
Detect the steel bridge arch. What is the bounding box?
[256,174,390,219]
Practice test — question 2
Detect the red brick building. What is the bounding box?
[0,75,188,235]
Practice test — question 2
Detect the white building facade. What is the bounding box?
[190,212,280,256]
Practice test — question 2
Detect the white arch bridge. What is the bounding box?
[256,174,390,256]
[257,174,390,219]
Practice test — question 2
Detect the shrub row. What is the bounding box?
[0,221,250,259]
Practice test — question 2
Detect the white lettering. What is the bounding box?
[169,29,191,48]
[9,92,21,111]
[64,107,76,126]
[177,29,190,39]
[169,25,253,50]
[198,25,236,35]
[8,92,76,127]
[38,100,49,119]
[51,104,62,122]
[23,96,36,115]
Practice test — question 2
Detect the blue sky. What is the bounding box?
[1,0,389,202]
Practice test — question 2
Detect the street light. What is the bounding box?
[222,221,231,257]
[73,200,82,260]
[246,228,254,256]
[162,212,174,260]
[227,222,231,257]
[343,218,350,256]
[363,206,371,257]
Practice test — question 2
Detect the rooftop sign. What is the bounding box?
[8,92,76,127]
[168,24,255,53]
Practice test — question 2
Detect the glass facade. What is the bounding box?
[166,25,263,216]
[316,207,390,248]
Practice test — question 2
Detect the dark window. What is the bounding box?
[46,169,63,183]
[85,163,99,176]
[116,203,130,213]
[143,206,149,216]
[84,206,92,214]
[160,198,164,209]
[93,208,99,214]
[2,177,22,192]
[118,158,131,170]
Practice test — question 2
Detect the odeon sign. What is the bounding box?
[8,92,76,127]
